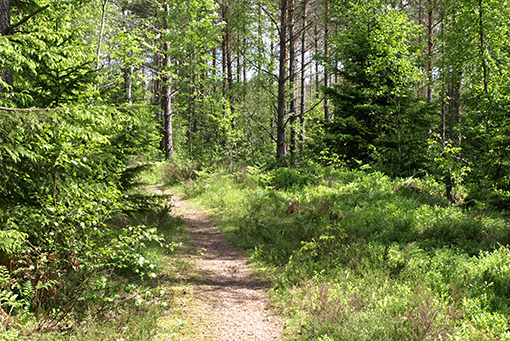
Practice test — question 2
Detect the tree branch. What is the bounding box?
[246,111,277,143]
[2,5,50,35]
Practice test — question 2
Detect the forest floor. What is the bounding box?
[154,188,284,340]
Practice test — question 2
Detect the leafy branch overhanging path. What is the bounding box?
[155,189,284,341]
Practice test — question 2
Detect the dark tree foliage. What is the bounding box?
[321,1,432,176]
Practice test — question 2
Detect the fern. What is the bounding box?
[0,265,10,289]
[20,280,34,302]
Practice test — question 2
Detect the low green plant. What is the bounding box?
[161,162,202,186]
[184,164,510,340]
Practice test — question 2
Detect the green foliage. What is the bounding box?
[1,1,98,108]
[323,0,431,176]
[430,0,510,209]
[0,104,165,333]
[427,133,471,189]
[0,230,28,255]
[161,162,201,186]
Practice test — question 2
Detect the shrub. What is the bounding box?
[0,105,164,332]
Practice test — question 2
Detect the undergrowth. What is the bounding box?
[177,163,510,340]
[0,196,185,340]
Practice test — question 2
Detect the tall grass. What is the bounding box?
[180,163,510,340]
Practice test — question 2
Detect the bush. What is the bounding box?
[0,105,164,332]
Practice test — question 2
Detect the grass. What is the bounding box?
[20,160,509,340]
[172,163,510,341]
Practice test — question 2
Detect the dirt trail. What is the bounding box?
[156,189,284,340]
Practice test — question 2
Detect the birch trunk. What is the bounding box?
[162,3,173,159]
[289,0,297,166]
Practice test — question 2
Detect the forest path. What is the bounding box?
[154,188,284,341]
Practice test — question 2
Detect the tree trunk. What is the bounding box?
[221,2,227,94]
[444,171,454,203]
[242,37,247,85]
[96,0,108,70]
[441,11,461,204]
[225,5,233,105]
[153,53,163,122]
[448,79,461,143]
[223,0,235,162]
[124,66,133,105]
[478,0,490,156]
[164,81,174,159]
[188,67,196,159]
[314,24,319,98]
[289,0,298,166]
[426,1,434,103]
[0,0,9,34]
[257,1,263,80]
[162,3,173,159]
[300,0,307,151]
[417,0,424,98]
[276,0,288,160]
[323,0,330,121]
[236,34,241,83]
[0,0,13,92]
[212,47,216,92]
[478,0,488,99]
